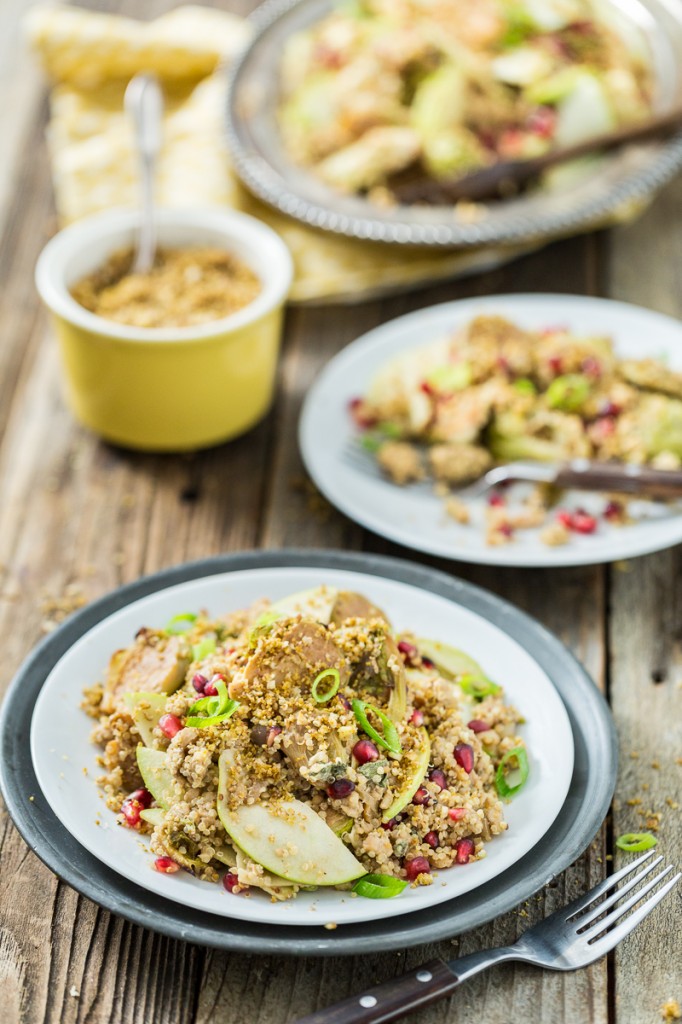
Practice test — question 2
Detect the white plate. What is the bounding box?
[30,566,573,928]
[300,293,682,567]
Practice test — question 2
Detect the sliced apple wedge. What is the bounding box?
[136,746,175,810]
[381,727,431,823]
[269,586,339,625]
[124,692,167,747]
[417,638,487,683]
[217,751,364,885]
[140,807,166,827]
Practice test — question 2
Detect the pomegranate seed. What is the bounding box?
[488,492,505,507]
[604,500,623,522]
[192,673,208,693]
[496,355,511,374]
[420,380,436,397]
[527,105,555,137]
[404,857,431,881]
[421,656,435,669]
[598,400,621,419]
[353,739,380,764]
[454,743,475,774]
[410,708,425,726]
[581,356,602,378]
[129,787,152,808]
[412,786,430,806]
[223,871,245,893]
[381,818,397,831]
[154,856,179,874]
[498,523,513,538]
[423,831,439,849]
[338,696,352,711]
[467,719,490,734]
[455,838,476,864]
[121,797,144,828]
[327,778,355,799]
[448,807,466,821]
[203,674,223,697]
[595,417,616,439]
[158,713,183,739]
[428,768,448,790]
[348,397,377,429]
[572,510,597,534]
[556,509,574,529]
[398,640,418,660]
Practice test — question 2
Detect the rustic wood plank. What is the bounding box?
[606,179,682,1024]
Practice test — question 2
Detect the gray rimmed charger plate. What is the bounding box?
[0,550,616,956]
[227,0,682,248]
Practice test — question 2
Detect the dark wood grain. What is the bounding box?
[0,2,678,1023]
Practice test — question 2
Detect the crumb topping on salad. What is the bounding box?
[83,587,527,902]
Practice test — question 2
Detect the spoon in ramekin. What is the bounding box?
[125,73,164,274]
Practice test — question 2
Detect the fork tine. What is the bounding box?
[572,855,664,929]
[557,849,658,922]
[581,865,675,942]
[585,871,680,957]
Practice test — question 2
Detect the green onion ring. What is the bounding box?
[458,674,501,700]
[165,612,198,635]
[311,668,340,704]
[351,699,402,757]
[353,874,408,899]
[186,680,239,728]
[615,832,658,853]
[495,746,529,798]
[192,636,217,661]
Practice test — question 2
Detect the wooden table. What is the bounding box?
[1,2,681,1022]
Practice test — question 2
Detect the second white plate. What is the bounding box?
[300,293,682,567]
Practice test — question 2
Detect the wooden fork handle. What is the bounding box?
[291,959,460,1024]
[554,461,682,499]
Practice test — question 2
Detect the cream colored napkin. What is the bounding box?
[26,4,643,304]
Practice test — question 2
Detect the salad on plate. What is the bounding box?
[83,585,528,902]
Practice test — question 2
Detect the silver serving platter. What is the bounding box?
[227,0,682,248]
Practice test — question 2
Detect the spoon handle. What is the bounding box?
[125,73,164,274]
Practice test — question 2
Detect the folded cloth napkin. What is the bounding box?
[26,3,645,304]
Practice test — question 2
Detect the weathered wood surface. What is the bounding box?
[0,2,679,1023]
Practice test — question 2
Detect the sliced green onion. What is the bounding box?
[165,612,197,635]
[458,674,501,700]
[615,832,658,853]
[513,378,536,395]
[425,363,472,394]
[353,873,408,899]
[192,636,217,662]
[186,680,240,729]
[185,708,239,729]
[546,373,591,412]
[311,668,340,704]
[248,610,281,647]
[495,746,529,798]
[351,698,402,757]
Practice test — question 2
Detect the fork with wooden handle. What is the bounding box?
[292,850,679,1024]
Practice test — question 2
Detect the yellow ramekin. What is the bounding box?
[35,208,293,451]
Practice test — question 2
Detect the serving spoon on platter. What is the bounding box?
[391,104,682,205]
[125,72,164,274]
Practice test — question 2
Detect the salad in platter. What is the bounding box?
[278,0,652,204]
[83,586,528,901]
